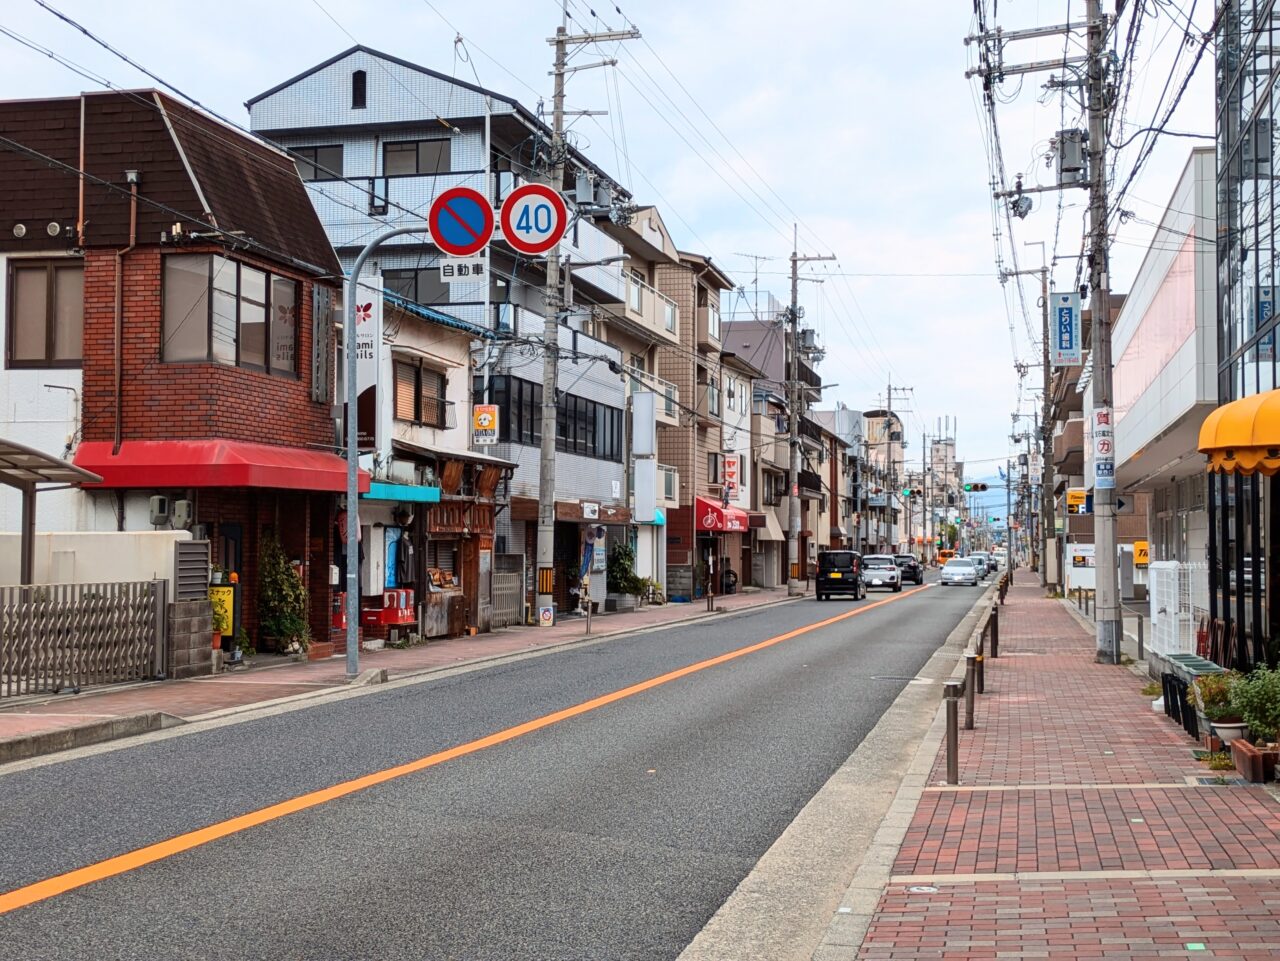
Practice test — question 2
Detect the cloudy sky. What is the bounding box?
[1,0,1216,499]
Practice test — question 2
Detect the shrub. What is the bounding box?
[1230,666,1280,743]
[1196,671,1243,722]
[606,541,644,596]
[257,532,311,650]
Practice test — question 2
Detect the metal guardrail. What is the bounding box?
[0,580,166,697]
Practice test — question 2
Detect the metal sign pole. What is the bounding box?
[345,225,430,677]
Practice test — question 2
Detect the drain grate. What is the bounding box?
[1191,775,1248,786]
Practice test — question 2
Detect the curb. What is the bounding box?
[0,592,807,768]
[0,711,184,765]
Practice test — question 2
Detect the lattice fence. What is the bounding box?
[491,572,524,629]
[0,580,165,697]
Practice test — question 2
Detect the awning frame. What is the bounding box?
[0,437,102,584]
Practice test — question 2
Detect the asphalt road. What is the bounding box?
[0,575,980,960]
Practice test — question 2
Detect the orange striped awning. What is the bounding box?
[1198,388,1280,475]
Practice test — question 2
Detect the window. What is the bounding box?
[384,268,448,307]
[294,145,343,182]
[384,139,451,176]
[394,359,448,427]
[162,254,299,377]
[475,375,620,459]
[351,70,366,109]
[7,259,83,367]
[708,452,721,485]
[628,268,644,312]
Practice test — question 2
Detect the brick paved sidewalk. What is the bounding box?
[855,580,1280,960]
[0,586,792,758]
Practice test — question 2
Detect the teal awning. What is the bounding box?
[363,481,441,503]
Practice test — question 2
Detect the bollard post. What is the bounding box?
[1137,616,1144,660]
[964,653,976,730]
[990,604,999,658]
[944,681,961,785]
[976,653,985,694]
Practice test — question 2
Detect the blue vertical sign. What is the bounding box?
[1259,287,1275,362]
[1050,292,1082,366]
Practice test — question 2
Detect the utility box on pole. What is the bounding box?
[1056,129,1088,186]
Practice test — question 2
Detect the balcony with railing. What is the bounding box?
[658,464,679,505]
[620,274,680,344]
[697,304,722,351]
[753,412,788,467]
[627,365,680,425]
[697,382,723,426]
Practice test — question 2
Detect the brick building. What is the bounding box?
[0,90,356,657]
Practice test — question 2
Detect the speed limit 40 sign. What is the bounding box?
[500,183,569,256]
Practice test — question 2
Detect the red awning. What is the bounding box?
[695,495,749,532]
[73,440,370,493]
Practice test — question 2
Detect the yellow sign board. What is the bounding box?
[1134,540,1150,568]
[208,585,234,635]
[472,404,499,445]
[1066,488,1087,515]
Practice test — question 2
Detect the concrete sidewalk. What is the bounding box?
[0,586,796,763]
[836,580,1280,960]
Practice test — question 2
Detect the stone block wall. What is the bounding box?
[168,598,214,679]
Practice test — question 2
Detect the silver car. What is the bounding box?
[861,554,902,592]
[969,553,990,580]
[941,558,979,586]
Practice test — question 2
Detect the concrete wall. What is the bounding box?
[0,530,192,588]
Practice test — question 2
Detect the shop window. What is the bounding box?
[6,258,83,368]
[162,254,299,376]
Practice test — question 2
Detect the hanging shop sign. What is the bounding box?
[1050,291,1082,366]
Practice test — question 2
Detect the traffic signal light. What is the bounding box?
[989,516,1001,523]
[964,482,989,492]
[901,487,924,498]
[901,487,912,498]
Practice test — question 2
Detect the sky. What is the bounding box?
[0,0,1217,505]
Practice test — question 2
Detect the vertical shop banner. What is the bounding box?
[723,454,739,501]
[1093,407,1116,490]
[1050,292,1083,366]
[353,277,384,453]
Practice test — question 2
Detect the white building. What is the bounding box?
[1112,147,1216,567]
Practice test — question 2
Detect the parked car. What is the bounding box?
[969,552,990,580]
[941,557,980,586]
[894,553,925,585]
[816,550,865,601]
[985,554,999,573]
[862,554,902,592]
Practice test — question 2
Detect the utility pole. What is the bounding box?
[1085,0,1120,664]
[786,225,835,595]
[536,6,638,621]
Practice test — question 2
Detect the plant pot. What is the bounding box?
[1213,721,1249,744]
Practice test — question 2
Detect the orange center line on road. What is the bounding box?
[0,584,932,915]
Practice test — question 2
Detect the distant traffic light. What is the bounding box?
[964,482,989,492]
[989,516,1001,523]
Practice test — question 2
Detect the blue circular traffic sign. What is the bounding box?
[428,187,494,257]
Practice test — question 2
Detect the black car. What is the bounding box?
[894,554,925,585]
[816,550,865,601]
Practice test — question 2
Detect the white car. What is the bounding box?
[861,555,902,592]
[941,558,980,586]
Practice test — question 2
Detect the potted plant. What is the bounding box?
[257,532,312,656]
[210,564,226,586]
[1229,666,1280,782]
[1196,672,1246,744]
[605,542,644,612]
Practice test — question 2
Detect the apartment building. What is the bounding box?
[249,46,633,620]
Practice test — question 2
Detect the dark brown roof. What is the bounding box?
[0,91,340,276]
